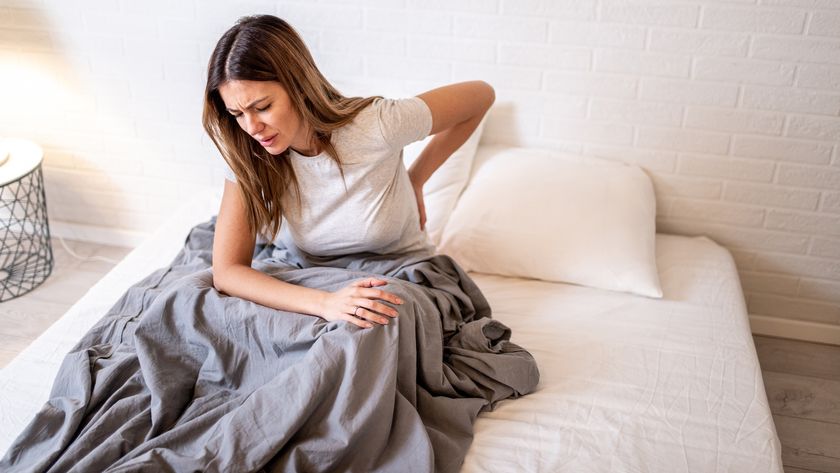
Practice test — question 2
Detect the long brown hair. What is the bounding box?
[202,14,380,241]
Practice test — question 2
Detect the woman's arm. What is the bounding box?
[407,81,494,230]
[409,80,495,188]
[212,179,402,328]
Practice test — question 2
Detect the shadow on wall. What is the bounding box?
[0,5,168,233]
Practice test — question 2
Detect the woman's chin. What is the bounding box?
[264,143,287,155]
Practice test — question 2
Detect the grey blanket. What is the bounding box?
[0,218,539,473]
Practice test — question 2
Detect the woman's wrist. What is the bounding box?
[310,288,330,318]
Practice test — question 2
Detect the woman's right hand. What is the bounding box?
[319,277,404,328]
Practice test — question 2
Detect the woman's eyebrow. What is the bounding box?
[226,96,269,112]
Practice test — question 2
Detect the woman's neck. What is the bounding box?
[291,124,321,157]
[291,144,320,156]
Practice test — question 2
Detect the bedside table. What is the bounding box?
[0,138,54,302]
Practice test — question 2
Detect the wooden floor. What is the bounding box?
[0,241,838,472]
[754,335,840,473]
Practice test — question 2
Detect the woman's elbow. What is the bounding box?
[212,264,233,293]
[479,81,495,110]
[212,270,225,293]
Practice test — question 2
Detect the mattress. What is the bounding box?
[0,186,783,472]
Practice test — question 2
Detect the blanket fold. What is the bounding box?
[0,218,539,473]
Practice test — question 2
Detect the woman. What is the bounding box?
[203,15,495,329]
[0,15,537,473]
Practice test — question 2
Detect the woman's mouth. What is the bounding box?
[258,134,277,147]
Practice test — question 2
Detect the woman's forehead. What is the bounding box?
[219,80,284,105]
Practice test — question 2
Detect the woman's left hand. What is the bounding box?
[411,181,426,231]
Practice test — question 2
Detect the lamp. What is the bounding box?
[0,138,53,301]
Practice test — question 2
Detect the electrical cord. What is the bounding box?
[52,233,122,265]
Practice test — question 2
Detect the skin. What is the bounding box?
[219,80,320,157]
[213,80,495,329]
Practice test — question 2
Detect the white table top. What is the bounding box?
[0,138,44,187]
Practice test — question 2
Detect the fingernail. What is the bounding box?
[397,298,404,304]
[366,323,373,328]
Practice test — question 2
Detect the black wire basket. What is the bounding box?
[0,148,54,302]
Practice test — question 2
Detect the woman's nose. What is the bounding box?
[243,113,263,136]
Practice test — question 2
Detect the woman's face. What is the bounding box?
[218,79,313,155]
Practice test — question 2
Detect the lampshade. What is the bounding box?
[0,139,43,185]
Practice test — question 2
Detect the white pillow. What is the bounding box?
[403,115,487,246]
[438,146,663,298]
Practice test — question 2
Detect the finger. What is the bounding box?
[341,314,373,329]
[352,277,387,288]
[356,298,399,318]
[347,303,391,323]
[357,288,404,305]
[354,306,390,325]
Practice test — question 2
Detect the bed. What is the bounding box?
[0,143,784,472]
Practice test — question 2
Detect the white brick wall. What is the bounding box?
[0,0,838,341]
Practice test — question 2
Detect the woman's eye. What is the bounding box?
[256,104,271,112]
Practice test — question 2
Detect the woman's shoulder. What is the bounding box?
[328,96,431,158]
[332,98,383,143]
[355,96,432,151]
[326,98,388,159]
[345,96,430,127]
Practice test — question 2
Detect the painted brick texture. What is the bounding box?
[0,0,838,335]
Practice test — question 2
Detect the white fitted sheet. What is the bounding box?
[0,187,783,472]
[464,234,783,472]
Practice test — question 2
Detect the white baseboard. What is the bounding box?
[50,221,149,248]
[749,314,840,346]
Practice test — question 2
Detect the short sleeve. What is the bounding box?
[376,97,433,151]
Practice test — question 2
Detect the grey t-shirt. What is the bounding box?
[223,96,435,257]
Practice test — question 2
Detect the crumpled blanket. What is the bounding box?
[0,218,540,473]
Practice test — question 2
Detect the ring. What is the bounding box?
[354,306,361,317]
